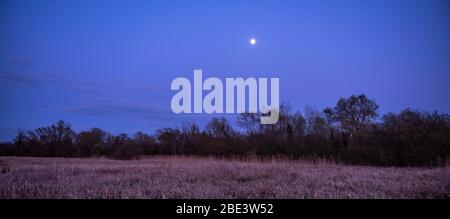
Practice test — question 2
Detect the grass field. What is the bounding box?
[0,156,449,199]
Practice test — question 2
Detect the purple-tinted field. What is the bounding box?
[0,156,449,199]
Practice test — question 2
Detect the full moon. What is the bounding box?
[250,38,256,45]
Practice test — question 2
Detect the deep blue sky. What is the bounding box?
[1,0,449,140]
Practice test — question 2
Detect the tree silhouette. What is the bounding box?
[324,94,379,134]
[1,94,449,167]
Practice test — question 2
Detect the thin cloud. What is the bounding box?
[0,71,64,86]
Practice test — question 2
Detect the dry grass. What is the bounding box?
[0,156,449,199]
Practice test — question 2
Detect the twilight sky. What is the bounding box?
[1,0,449,140]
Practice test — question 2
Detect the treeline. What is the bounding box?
[1,94,449,167]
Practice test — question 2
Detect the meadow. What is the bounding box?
[0,156,449,199]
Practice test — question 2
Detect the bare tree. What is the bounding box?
[205,117,234,139]
[237,112,259,135]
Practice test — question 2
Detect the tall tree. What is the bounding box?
[35,120,76,156]
[324,94,379,134]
